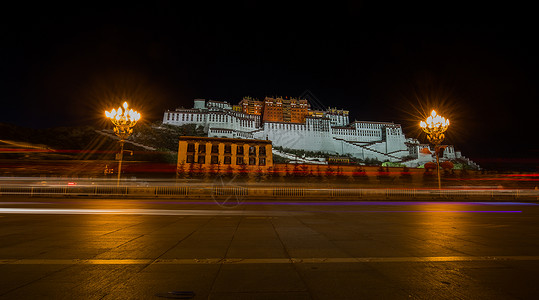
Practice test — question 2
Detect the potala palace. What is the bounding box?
[163,97,479,169]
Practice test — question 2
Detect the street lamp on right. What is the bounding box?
[420,110,450,189]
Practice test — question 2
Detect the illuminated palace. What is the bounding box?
[163,97,479,168]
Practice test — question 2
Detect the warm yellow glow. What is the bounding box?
[105,101,141,140]
[105,102,141,123]
[420,109,450,146]
[422,110,449,129]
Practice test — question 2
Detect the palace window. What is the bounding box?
[249,146,256,155]
[187,143,195,152]
[211,145,219,154]
[186,155,194,163]
[224,156,231,164]
[259,158,266,166]
[249,157,256,165]
[237,146,244,155]
[236,157,244,165]
[197,156,205,164]
[224,145,231,154]
[259,147,266,156]
[198,144,206,153]
[211,156,219,164]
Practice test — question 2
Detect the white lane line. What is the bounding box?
[0,202,52,205]
[0,207,522,216]
[3,256,539,265]
[0,208,300,216]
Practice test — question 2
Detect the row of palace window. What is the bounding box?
[332,129,381,137]
[166,112,259,125]
[167,113,203,122]
[186,155,266,166]
[357,123,384,129]
[186,143,266,156]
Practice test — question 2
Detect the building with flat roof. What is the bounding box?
[165,98,479,169]
[177,136,273,174]
[239,97,263,115]
[262,97,310,123]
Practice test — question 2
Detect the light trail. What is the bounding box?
[138,200,537,206]
[3,256,539,265]
[329,210,521,213]
[0,208,301,216]
[0,207,522,215]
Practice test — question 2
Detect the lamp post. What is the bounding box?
[420,110,450,189]
[105,101,141,186]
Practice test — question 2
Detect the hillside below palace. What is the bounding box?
[163,97,479,169]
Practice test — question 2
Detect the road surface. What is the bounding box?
[1,197,538,299]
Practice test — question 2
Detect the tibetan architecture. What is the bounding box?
[164,97,479,169]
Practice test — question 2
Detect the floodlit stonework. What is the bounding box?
[163,98,479,169]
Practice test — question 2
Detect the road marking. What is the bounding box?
[3,256,539,265]
[0,208,301,216]
[0,202,53,205]
[0,208,522,216]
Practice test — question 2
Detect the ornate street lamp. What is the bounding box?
[105,101,141,186]
[420,110,450,189]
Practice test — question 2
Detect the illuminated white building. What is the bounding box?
[163,98,478,168]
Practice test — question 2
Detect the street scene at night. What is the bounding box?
[2,2,539,299]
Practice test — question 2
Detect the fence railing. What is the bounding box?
[1,185,537,201]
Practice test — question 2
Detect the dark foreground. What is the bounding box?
[1,197,539,299]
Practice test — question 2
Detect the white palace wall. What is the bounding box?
[163,108,260,133]
[162,99,475,167]
[252,121,335,153]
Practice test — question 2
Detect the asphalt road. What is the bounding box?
[1,197,539,299]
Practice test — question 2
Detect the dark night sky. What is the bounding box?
[1,2,538,169]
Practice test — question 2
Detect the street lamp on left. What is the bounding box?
[105,101,141,186]
[420,110,450,190]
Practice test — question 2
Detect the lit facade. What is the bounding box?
[262,97,310,123]
[177,136,273,172]
[164,98,479,169]
[239,97,263,115]
[262,97,283,122]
